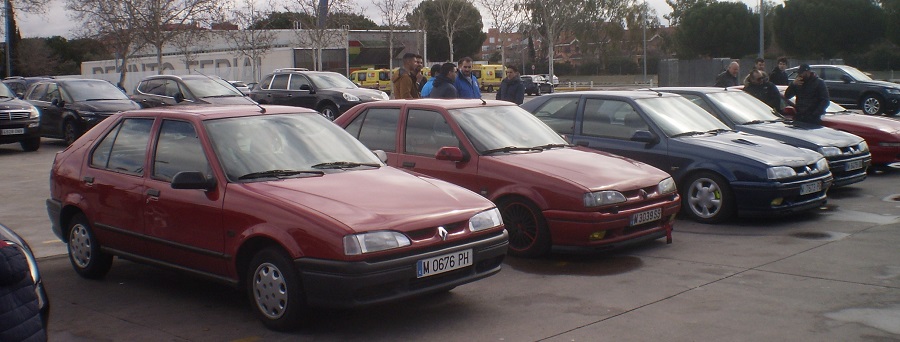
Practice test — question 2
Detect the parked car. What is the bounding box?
[521,75,552,96]
[250,69,389,120]
[0,83,42,151]
[521,91,833,223]
[335,99,681,257]
[2,76,54,98]
[131,74,255,108]
[657,87,871,187]
[785,64,900,116]
[779,89,900,167]
[24,78,140,145]
[228,80,251,95]
[540,74,560,87]
[0,222,50,330]
[46,104,507,331]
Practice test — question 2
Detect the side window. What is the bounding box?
[532,97,578,134]
[350,108,400,152]
[41,84,60,102]
[379,71,390,81]
[164,80,181,97]
[289,74,310,90]
[152,120,210,182]
[259,74,274,90]
[270,74,289,90]
[142,79,165,96]
[581,99,645,140]
[357,73,366,82]
[405,109,460,156]
[91,118,154,174]
[26,84,48,101]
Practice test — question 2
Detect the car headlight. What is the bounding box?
[815,158,828,173]
[378,91,389,100]
[469,208,503,232]
[28,106,39,119]
[885,88,900,95]
[818,146,841,157]
[584,190,627,207]
[343,231,410,255]
[343,93,360,102]
[767,166,797,179]
[658,177,676,195]
[857,141,869,152]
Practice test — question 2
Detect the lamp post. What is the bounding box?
[758,0,764,58]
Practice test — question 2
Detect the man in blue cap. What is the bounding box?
[784,64,829,125]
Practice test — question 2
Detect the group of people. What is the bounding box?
[391,53,526,104]
[717,57,829,125]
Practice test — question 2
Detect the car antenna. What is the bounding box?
[193,68,265,113]
[645,87,664,97]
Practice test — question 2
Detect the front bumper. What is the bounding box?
[732,173,833,217]
[827,154,871,187]
[0,118,40,144]
[296,229,508,308]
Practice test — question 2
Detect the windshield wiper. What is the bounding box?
[238,169,324,180]
[83,98,125,101]
[203,94,242,98]
[670,131,707,138]
[706,128,731,134]
[311,161,381,169]
[742,120,769,125]
[482,146,543,155]
[532,143,570,150]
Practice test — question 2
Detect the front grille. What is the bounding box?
[0,111,31,120]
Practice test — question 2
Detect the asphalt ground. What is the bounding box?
[2,119,900,341]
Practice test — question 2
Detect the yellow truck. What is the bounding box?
[349,68,391,92]
[473,64,504,92]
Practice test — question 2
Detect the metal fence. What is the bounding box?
[657,58,846,87]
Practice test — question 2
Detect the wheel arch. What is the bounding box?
[234,236,294,287]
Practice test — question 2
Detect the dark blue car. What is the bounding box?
[520,91,834,223]
[656,87,871,187]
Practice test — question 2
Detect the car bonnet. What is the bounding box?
[739,122,863,148]
[678,131,823,167]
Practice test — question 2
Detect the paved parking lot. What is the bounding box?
[2,133,899,341]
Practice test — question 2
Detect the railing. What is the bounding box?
[555,79,656,91]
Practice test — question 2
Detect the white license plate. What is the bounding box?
[800,181,822,195]
[416,249,472,278]
[631,208,662,226]
[1,128,24,135]
[845,160,863,171]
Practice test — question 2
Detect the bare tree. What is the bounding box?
[130,0,222,74]
[169,25,212,73]
[220,0,278,81]
[433,0,474,62]
[67,0,144,88]
[374,0,413,71]
[522,0,582,78]
[285,0,355,71]
[477,0,523,65]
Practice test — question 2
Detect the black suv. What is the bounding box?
[0,83,42,151]
[787,64,900,116]
[131,74,255,108]
[250,68,388,120]
[24,79,140,144]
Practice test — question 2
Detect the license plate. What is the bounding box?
[631,208,662,226]
[416,249,472,278]
[1,128,24,135]
[845,160,863,171]
[800,181,822,195]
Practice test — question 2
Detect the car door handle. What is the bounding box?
[147,188,160,197]
[402,161,416,168]
[82,176,94,185]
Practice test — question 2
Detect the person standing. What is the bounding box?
[496,65,525,105]
[770,57,790,86]
[428,63,458,99]
[454,57,482,99]
[392,53,422,99]
[420,64,442,98]
[784,64,829,125]
[743,57,767,86]
[743,69,781,112]
[0,240,47,342]
[715,61,740,87]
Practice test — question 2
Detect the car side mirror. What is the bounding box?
[173,92,185,103]
[841,75,852,84]
[782,106,797,119]
[631,130,659,144]
[435,146,466,162]
[171,171,216,191]
[372,150,388,163]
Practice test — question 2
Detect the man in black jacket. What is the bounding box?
[784,64,830,125]
[496,65,525,104]
[770,57,789,86]
[744,69,781,112]
[0,240,47,342]
[428,63,459,99]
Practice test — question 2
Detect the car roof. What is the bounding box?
[354,99,513,110]
[141,74,224,81]
[119,104,319,121]
[542,90,683,99]
[649,87,733,94]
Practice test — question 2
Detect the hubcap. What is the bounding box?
[253,262,288,319]
[322,108,336,121]
[864,98,881,115]
[688,178,722,218]
[69,224,92,268]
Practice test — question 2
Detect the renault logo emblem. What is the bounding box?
[438,226,448,241]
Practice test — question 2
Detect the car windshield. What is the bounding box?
[183,77,244,98]
[450,105,569,154]
[63,80,130,101]
[705,91,780,124]
[205,113,382,181]
[0,84,16,98]
[825,101,850,114]
[841,66,872,81]
[309,73,358,89]
[634,96,732,137]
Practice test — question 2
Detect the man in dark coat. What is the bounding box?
[714,61,740,87]
[428,63,458,99]
[784,64,830,125]
[0,240,47,342]
[770,57,790,86]
[496,65,525,104]
[743,69,782,112]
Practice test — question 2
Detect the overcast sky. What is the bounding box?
[15,0,774,39]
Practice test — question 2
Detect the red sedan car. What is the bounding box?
[46,104,507,330]
[335,99,681,257]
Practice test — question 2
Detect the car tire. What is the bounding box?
[497,197,551,257]
[319,104,339,121]
[20,137,40,152]
[861,94,884,115]
[247,247,307,331]
[63,119,81,145]
[67,213,113,279]
[682,172,734,224]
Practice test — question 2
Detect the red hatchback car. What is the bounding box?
[45,104,508,330]
[335,99,681,257]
